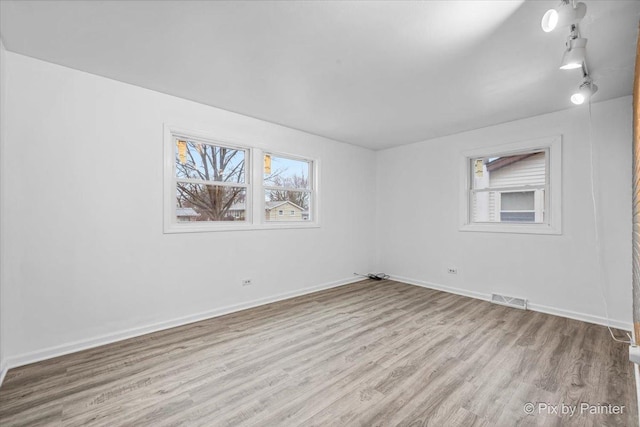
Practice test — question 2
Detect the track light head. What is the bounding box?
[570,80,598,105]
[541,1,587,33]
[560,37,587,70]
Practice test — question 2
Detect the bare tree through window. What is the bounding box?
[175,140,246,221]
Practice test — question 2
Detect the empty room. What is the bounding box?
[0,0,639,425]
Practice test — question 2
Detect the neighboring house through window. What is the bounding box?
[266,201,306,222]
[460,136,561,234]
[478,152,546,224]
[176,207,200,222]
[263,154,313,222]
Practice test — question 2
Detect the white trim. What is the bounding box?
[527,302,631,331]
[166,222,322,233]
[459,222,560,235]
[391,275,492,302]
[390,275,632,331]
[473,185,545,193]
[175,178,249,189]
[2,276,364,370]
[252,148,264,223]
[264,186,310,193]
[312,157,321,224]
[459,135,562,235]
[0,362,7,389]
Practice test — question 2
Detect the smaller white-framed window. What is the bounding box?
[263,153,315,223]
[460,136,562,235]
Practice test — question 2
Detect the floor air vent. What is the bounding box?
[491,293,527,310]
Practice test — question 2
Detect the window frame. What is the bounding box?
[262,151,315,224]
[498,190,544,223]
[471,149,548,225]
[164,125,320,233]
[459,136,562,235]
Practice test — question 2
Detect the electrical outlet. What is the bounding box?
[447,268,458,275]
[242,279,252,286]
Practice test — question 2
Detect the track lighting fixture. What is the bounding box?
[541,0,597,105]
[541,0,587,33]
[559,36,587,70]
[570,80,598,105]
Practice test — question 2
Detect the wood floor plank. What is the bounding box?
[0,280,636,426]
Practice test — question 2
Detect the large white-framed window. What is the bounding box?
[459,136,562,235]
[263,153,314,223]
[164,125,319,233]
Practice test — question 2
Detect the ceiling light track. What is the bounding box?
[541,0,597,105]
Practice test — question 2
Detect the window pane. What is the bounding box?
[500,212,535,223]
[264,155,310,189]
[265,190,310,221]
[176,183,246,221]
[472,190,543,224]
[501,191,534,210]
[471,191,498,222]
[176,140,245,184]
[472,151,545,190]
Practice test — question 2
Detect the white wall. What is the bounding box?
[0,39,6,377]
[377,96,633,329]
[2,52,377,364]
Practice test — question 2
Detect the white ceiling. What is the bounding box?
[1,1,638,150]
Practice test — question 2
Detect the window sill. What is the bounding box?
[459,222,561,235]
[164,222,321,234]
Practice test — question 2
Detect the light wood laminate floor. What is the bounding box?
[0,280,636,426]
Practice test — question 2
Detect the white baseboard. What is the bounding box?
[392,275,492,302]
[3,276,365,373]
[391,274,632,331]
[0,361,7,389]
[526,302,631,331]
